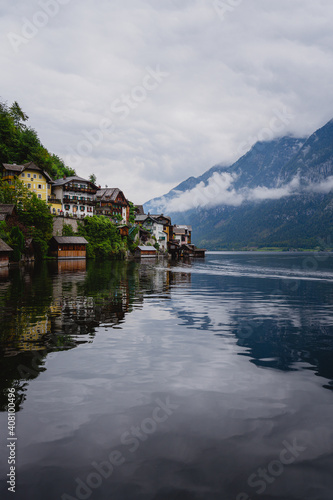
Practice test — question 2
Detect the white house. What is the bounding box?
[52,176,98,218]
[135,215,168,250]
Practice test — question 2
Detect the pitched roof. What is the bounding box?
[135,205,145,215]
[173,225,192,234]
[0,238,13,252]
[137,246,157,252]
[135,215,162,224]
[96,188,128,204]
[0,204,15,215]
[52,237,88,245]
[1,162,53,182]
[23,162,54,183]
[135,214,148,222]
[23,161,42,172]
[53,176,96,187]
[151,214,171,224]
[96,188,120,201]
[0,204,16,221]
[2,163,24,172]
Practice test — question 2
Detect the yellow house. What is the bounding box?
[1,161,54,205]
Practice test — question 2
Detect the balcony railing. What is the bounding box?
[63,197,96,205]
[64,185,96,194]
[48,197,62,204]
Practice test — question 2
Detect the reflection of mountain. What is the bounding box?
[167,260,333,391]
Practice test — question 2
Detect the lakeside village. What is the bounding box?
[0,161,205,267]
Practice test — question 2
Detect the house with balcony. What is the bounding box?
[0,162,53,203]
[95,188,130,223]
[52,176,98,218]
[150,214,173,243]
[134,214,168,250]
[173,225,192,245]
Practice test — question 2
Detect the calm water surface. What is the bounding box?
[0,252,333,500]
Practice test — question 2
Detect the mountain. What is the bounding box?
[144,119,333,250]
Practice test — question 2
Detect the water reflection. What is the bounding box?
[0,259,180,411]
[0,254,333,500]
[165,254,333,392]
[1,254,333,411]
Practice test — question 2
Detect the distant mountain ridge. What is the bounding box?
[144,119,333,249]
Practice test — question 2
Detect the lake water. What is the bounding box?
[0,252,333,500]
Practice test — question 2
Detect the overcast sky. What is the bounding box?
[1,0,333,203]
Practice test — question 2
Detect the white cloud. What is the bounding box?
[150,171,333,213]
[1,0,333,202]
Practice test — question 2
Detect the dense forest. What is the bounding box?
[0,99,138,261]
[0,98,75,179]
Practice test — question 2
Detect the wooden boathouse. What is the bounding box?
[49,236,88,260]
[0,238,13,267]
[135,245,157,258]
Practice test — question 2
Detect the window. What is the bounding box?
[38,194,42,199]
[39,175,42,179]
[38,184,42,189]
[33,174,37,178]
[21,173,25,178]
[53,208,56,214]
[28,183,31,188]
[64,205,70,210]
[80,206,85,211]
[27,173,31,178]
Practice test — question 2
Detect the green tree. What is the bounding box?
[78,215,125,259]
[0,98,76,178]
[17,194,53,257]
[9,101,29,130]
[89,174,97,185]
[62,224,75,236]
[128,201,136,224]
[8,226,25,261]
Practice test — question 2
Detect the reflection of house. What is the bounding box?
[0,238,13,267]
[49,236,88,259]
[173,225,192,245]
[135,215,168,250]
[17,316,50,351]
[135,246,157,258]
[52,176,97,218]
[95,188,130,223]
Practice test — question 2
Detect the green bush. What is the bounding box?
[78,215,125,260]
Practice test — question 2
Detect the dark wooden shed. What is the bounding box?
[0,238,13,267]
[135,245,157,258]
[49,236,88,260]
